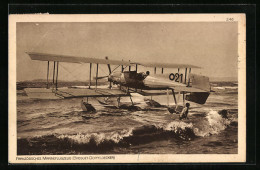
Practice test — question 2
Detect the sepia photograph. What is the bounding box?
[9,14,246,163]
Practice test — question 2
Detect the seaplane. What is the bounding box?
[24,52,211,113]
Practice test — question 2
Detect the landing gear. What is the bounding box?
[167,89,186,114]
[129,95,134,105]
[144,98,161,107]
[81,98,96,112]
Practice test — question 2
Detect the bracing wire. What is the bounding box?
[111,65,121,73]
[59,63,88,81]
[98,64,109,75]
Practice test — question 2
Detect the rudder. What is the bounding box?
[189,74,210,92]
[186,74,211,104]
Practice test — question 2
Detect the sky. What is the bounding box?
[16,22,238,82]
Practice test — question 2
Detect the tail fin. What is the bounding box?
[189,74,210,92]
[185,74,211,104]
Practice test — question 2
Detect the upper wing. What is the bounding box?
[27,52,200,68]
[132,62,201,69]
[26,52,132,66]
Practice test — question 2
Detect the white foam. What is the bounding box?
[56,128,134,145]
[194,110,231,137]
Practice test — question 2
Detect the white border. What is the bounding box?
[8,14,246,163]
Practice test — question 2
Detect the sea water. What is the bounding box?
[16,83,238,155]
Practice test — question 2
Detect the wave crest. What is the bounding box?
[57,129,133,145]
[194,110,231,137]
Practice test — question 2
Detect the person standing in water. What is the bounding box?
[179,103,190,120]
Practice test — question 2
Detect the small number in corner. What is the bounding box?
[226,18,234,22]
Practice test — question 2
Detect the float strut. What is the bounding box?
[183,92,185,106]
[129,95,134,105]
[167,89,169,106]
[172,89,177,105]
[117,97,121,107]
[184,68,187,84]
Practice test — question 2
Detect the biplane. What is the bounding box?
[24,52,211,113]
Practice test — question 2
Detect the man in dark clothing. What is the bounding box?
[179,103,190,120]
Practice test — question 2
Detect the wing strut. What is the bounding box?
[46,61,49,89]
[107,64,111,74]
[55,62,59,90]
[95,64,99,90]
[52,61,56,85]
[187,68,191,87]
[184,68,187,84]
[121,59,124,73]
[89,63,92,89]
[128,60,131,71]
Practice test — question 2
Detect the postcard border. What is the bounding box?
[8,13,246,164]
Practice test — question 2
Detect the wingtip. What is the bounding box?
[25,51,33,55]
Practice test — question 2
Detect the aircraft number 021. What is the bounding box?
[169,73,183,82]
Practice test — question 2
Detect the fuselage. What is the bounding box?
[108,71,146,89]
[108,71,186,90]
[107,71,211,105]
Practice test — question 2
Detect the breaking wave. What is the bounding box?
[17,109,235,155]
[17,122,196,155]
[193,110,232,137]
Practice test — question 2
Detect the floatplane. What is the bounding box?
[24,52,211,113]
